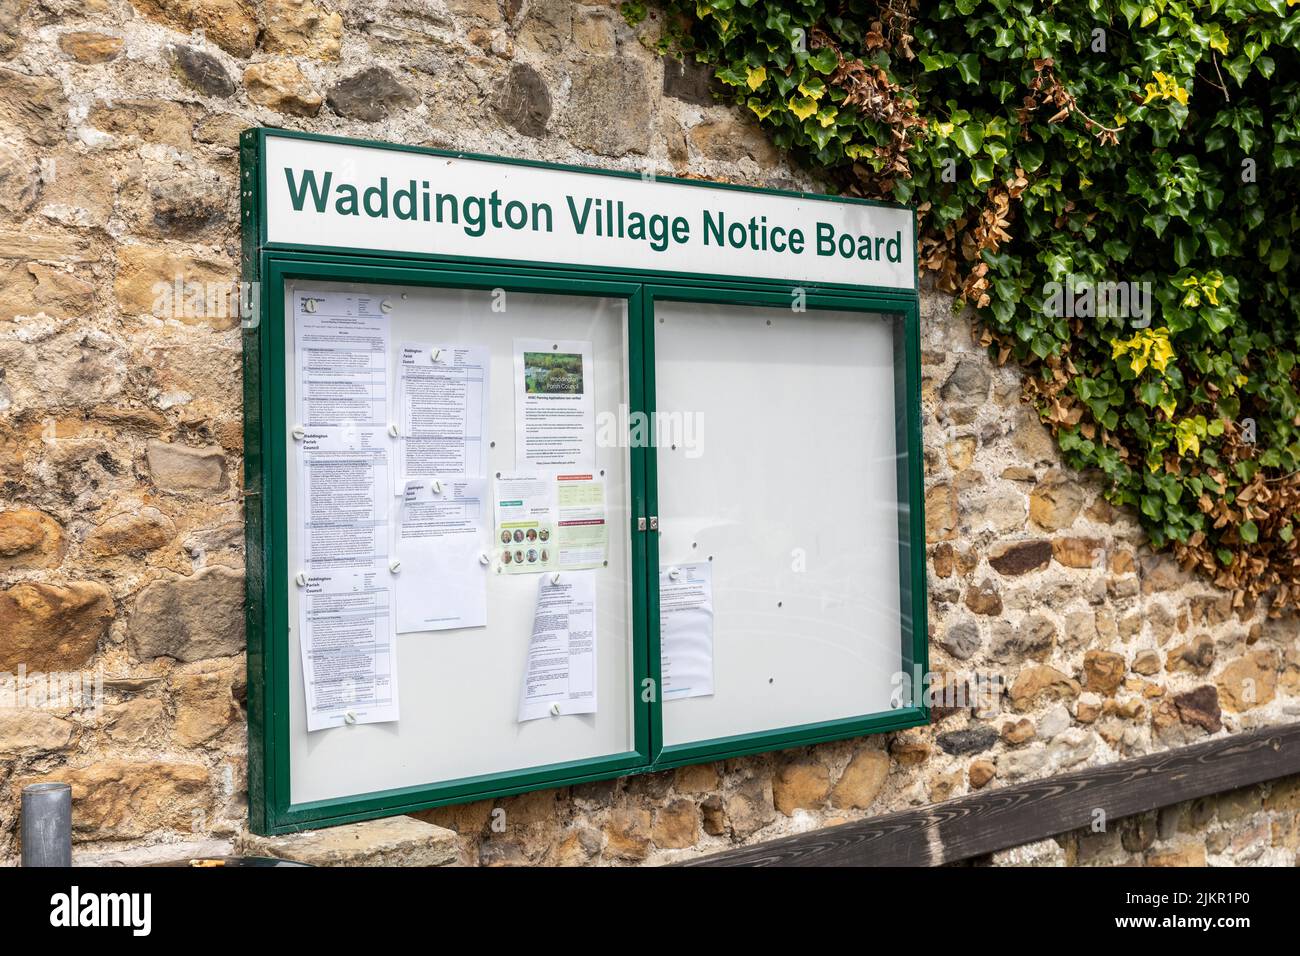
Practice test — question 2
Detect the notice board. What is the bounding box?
[241,129,926,834]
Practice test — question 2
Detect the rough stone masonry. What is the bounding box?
[0,0,1297,866]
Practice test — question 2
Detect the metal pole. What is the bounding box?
[21,782,72,867]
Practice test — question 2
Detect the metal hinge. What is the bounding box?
[649,516,659,530]
[637,517,647,531]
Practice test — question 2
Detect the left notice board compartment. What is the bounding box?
[245,256,651,833]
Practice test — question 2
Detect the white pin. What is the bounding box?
[550,703,561,716]
[432,479,442,495]
[551,572,561,585]
[295,571,308,587]
[380,299,393,314]
[431,348,442,363]
[291,425,305,441]
[303,298,317,314]
[479,552,490,565]
[344,710,357,725]
[387,423,400,438]
[389,558,402,573]
[669,567,682,581]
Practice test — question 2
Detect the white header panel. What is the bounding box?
[263,135,916,290]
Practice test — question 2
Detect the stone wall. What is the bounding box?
[0,0,1296,866]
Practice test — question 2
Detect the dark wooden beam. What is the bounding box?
[680,721,1300,867]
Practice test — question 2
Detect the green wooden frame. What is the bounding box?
[241,129,927,835]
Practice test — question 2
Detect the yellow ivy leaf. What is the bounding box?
[1157,393,1177,419]
[747,98,774,120]
[816,107,838,128]
[788,96,818,121]
[1148,329,1174,373]
[797,79,826,101]
[746,66,767,91]
[1175,418,1202,457]
[1144,71,1189,107]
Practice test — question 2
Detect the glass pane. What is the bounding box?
[654,300,905,747]
[283,278,636,804]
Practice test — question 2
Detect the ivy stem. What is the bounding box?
[1209,51,1230,103]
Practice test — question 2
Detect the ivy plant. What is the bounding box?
[624,0,1300,609]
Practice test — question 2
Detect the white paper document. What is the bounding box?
[398,343,490,479]
[300,563,399,731]
[300,427,391,567]
[494,472,557,573]
[294,290,390,428]
[518,571,597,721]
[513,338,595,470]
[555,473,607,570]
[293,288,399,731]
[660,562,714,700]
[395,477,489,633]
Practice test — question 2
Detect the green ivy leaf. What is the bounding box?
[955,53,981,85]
[808,47,838,74]
[952,125,984,156]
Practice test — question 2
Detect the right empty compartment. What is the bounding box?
[652,298,909,749]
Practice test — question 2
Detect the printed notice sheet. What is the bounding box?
[293,288,399,731]
[518,571,597,721]
[496,472,608,573]
[300,427,391,567]
[513,338,595,470]
[300,563,399,731]
[495,472,556,573]
[294,289,390,428]
[659,562,714,700]
[398,343,489,479]
[555,473,607,570]
[395,477,489,633]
